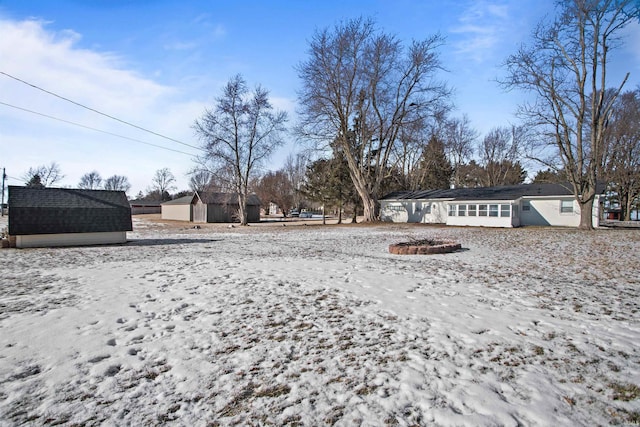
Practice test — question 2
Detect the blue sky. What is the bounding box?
[1,0,639,196]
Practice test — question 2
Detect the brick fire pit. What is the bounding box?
[389,239,461,255]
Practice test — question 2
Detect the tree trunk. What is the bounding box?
[578,197,595,230]
[620,191,630,222]
[361,195,378,222]
[237,193,248,226]
[624,197,633,222]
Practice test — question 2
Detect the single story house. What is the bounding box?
[161,192,261,223]
[380,183,604,228]
[129,199,162,215]
[8,186,132,248]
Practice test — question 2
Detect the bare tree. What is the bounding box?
[188,170,213,193]
[296,17,450,221]
[604,89,640,220]
[255,170,294,216]
[283,152,308,210]
[444,115,479,188]
[23,162,64,187]
[103,175,131,193]
[194,74,287,225]
[478,126,526,186]
[149,168,176,201]
[502,0,639,229]
[78,171,103,190]
[393,118,431,191]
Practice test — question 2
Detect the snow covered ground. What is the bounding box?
[1,216,639,426]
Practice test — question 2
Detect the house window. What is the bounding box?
[468,204,477,216]
[458,204,466,216]
[478,204,488,216]
[489,204,499,217]
[560,200,573,213]
[387,205,405,212]
[448,204,456,216]
[500,204,510,217]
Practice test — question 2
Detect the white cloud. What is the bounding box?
[212,24,227,39]
[0,18,200,195]
[163,41,198,51]
[450,1,511,63]
[621,21,640,70]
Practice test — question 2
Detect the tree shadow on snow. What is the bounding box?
[125,238,221,247]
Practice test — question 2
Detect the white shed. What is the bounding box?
[161,195,196,221]
[8,186,132,248]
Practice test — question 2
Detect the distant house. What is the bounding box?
[380,183,604,228]
[8,186,132,248]
[161,192,261,223]
[129,199,162,215]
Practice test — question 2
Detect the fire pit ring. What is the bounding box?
[389,239,461,255]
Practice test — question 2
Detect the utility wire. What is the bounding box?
[0,101,199,157]
[0,71,202,151]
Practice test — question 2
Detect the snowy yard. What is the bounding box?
[1,216,639,426]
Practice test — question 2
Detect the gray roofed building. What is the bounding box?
[381,183,579,202]
[380,183,605,228]
[129,199,162,214]
[8,186,132,248]
[160,192,261,223]
[198,192,261,206]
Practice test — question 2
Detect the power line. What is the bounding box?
[0,101,199,157]
[0,70,202,151]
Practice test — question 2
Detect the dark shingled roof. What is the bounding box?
[8,186,133,236]
[381,183,600,202]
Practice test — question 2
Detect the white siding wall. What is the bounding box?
[380,201,409,223]
[380,200,449,224]
[520,197,579,227]
[16,232,127,248]
[161,204,192,221]
[445,201,517,228]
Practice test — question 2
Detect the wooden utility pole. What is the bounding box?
[1,168,5,216]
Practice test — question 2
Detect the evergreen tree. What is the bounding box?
[417,135,453,189]
[25,174,44,188]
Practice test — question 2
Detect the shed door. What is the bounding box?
[193,202,206,223]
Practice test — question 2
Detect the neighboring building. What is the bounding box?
[161,192,261,223]
[380,183,604,228]
[129,199,162,215]
[160,195,196,221]
[8,186,132,248]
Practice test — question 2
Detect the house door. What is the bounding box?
[193,202,206,223]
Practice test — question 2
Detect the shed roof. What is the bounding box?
[161,195,197,205]
[8,186,132,236]
[130,199,163,207]
[197,192,261,206]
[381,183,599,202]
